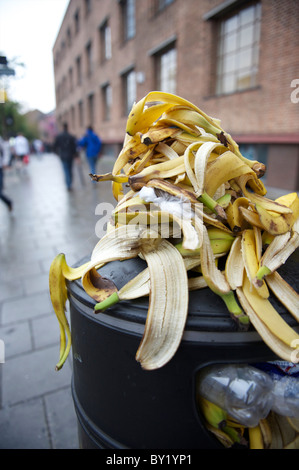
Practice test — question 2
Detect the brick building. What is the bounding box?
[53,0,299,190]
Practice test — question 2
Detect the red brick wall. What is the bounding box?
[53,0,299,147]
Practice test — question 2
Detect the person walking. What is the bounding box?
[13,132,30,169]
[0,136,13,212]
[53,123,77,191]
[77,126,102,175]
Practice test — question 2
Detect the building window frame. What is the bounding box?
[121,66,136,116]
[87,93,95,126]
[67,27,72,48]
[120,0,136,42]
[154,42,177,94]
[74,9,80,35]
[71,105,76,129]
[76,55,82,86]
[157,0,174,12]
[102,83,113,121]
[85,40,93,77]
[84,0,92,17]
[68,67,73,93]
[78,100,84,128]
[99,19,112,62]
[214,1,262,96]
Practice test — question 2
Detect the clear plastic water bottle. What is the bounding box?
[197,364,274,427]
[271,376,299,417]
[253,360,299,418]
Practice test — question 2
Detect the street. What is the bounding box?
[0,151,116,449]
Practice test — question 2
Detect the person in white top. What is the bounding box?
[14,132,30,164]
[0,136,13,211]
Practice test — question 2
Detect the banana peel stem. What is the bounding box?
[198,192,227,222]
[89,173,128,184]
[94,292,120,312]
[255,265,272,284]
[221,291,250,330]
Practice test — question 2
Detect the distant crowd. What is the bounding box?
[0,124,103,194]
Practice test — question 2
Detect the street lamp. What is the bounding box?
[0,56,15,103]
[0,56,15,76]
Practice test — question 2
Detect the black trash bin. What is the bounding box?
[67,250,299,449]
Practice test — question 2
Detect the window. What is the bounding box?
[62,76,67,98]
[74,9,80,34]
[61,40,66,59]
[88,93,95,125]
[86,41,93,76]
[216,2,261,95]
[67,27,72,47]
[122,69,136,116]
[155,46,177,94]
[71,105,75,129]
[100,21,112,61]
[76,56,82,85]
[102,84,112,121]
[78,100,84,127]
[157,0,174,11]
[121,0,135,41]
[85,0,91,16]
[68,67,73,92]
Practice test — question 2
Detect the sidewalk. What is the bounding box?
[0,152,116,449]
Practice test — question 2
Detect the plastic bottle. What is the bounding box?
[270,376,299,417]
[252,360,299,418]
[197,364,274,427]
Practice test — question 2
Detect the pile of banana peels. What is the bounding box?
[49,91,299,372]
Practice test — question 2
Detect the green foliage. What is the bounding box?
[0,99,39,141]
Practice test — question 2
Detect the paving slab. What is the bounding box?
[44,387,78,449]
[2,345,72,406]
[1,291,53,325]
[0,397,51,449]
[31,313,61,350]
[23,272,50,296]
[0,321,32,359]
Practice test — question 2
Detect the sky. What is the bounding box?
[0,0,70,114]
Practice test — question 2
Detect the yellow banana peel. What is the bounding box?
[48,91,299,375]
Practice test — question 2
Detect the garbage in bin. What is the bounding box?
[196,363,274,427]
[254,360,299,418]
[196,361,299,449]
[48,91,299,449]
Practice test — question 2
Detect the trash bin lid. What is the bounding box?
[67,249,299,334]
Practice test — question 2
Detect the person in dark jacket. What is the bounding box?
[0,136,13,211]
[53,123,77,191]
[77,126,102,175]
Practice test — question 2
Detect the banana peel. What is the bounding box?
[49,91,299,374]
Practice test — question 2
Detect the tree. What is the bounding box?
[0,98,39,141]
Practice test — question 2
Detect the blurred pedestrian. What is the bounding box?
[33,138,44,158]
[13,132,30,168]
[77,126,102,175]
[53,123,77,191]
[0,136,13,212]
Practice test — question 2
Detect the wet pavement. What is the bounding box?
[0,152,116,449]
